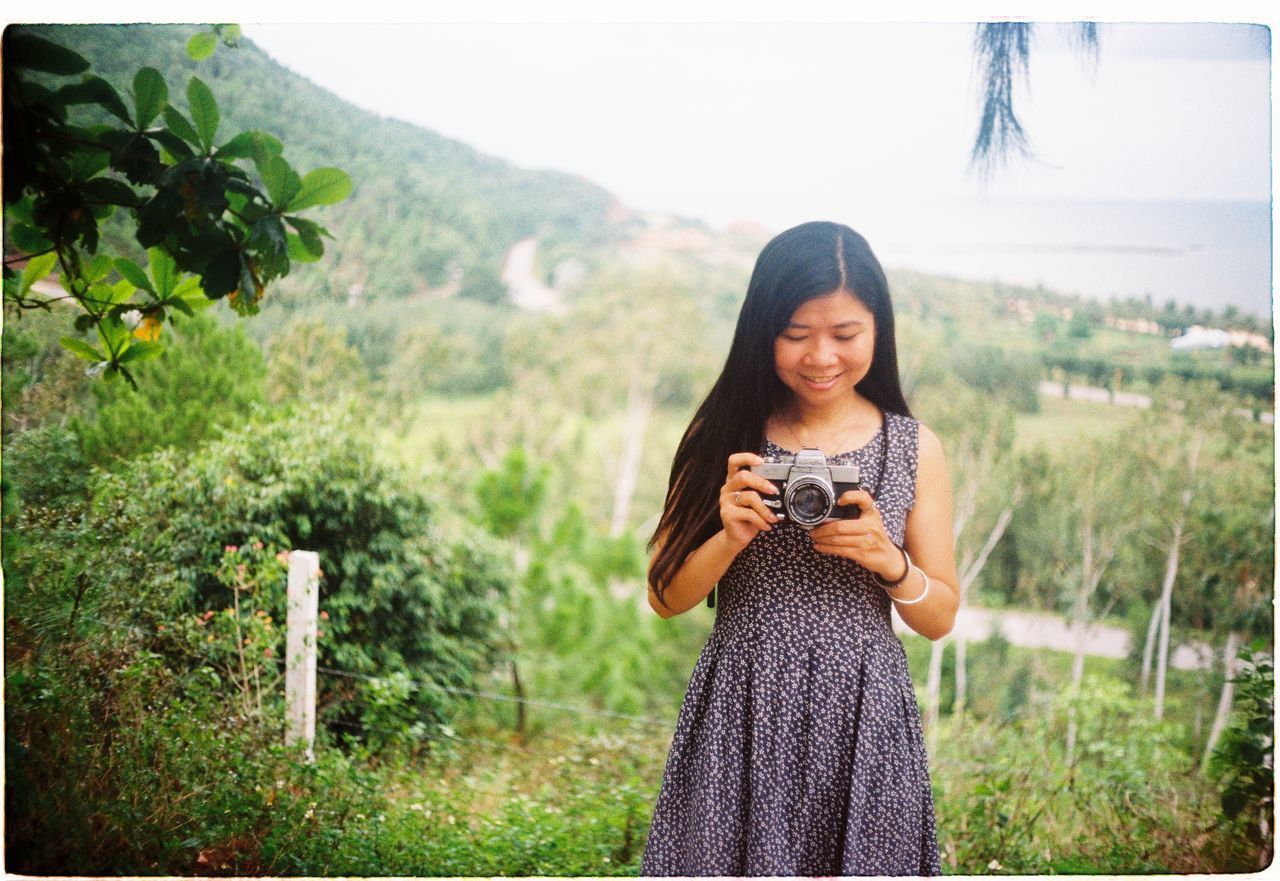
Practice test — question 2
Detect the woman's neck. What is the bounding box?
[774,393,880,450]
[786,394,875,433]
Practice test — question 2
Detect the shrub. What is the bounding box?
[1208,647,1274,861]
[5,629,388,875]
[950,344,1041,413]
[3,423,91,508]
[71,313,266,466]
[31,402,512,740]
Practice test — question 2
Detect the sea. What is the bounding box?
[846,196,1273,319]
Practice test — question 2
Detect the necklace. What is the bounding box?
[781,407,863,456]
[775,406,893,501]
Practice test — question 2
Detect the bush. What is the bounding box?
[3,423,91,508]
[1208,647,1274,862]
[71,313,266,466]
[17,402,513,741]
[950,344,1041,413]
[931,673,1248,874]
[5,630,388,875]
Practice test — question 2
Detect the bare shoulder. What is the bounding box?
[915,421,948,469]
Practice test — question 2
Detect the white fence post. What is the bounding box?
[286,550,319,762]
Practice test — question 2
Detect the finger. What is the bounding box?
[723,487,773,517]
[726,452,764,478]
[723,502,773,533]
[736,490,780,523]
[811,519,875,540]
[730,470,781,496]
[837,488,878,511]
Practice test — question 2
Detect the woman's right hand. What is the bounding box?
[719,452,781,549]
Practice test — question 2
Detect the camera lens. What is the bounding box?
[787,481,832,527]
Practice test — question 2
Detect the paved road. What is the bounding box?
[892,604,1213,670]
[1039,380,1274,424]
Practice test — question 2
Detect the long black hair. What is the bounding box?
[648,221,912,603]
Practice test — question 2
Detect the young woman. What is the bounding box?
[641,221,959,876]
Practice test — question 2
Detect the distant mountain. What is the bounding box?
[18,24,622,306]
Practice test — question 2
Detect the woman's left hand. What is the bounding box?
[809,489,907,581]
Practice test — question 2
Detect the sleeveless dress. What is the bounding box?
[641,411,941,876]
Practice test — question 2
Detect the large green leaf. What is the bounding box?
[11,224,53,253]
[148,247,178,297]
[83,177,139,208]
[85,254,114,283]
[173,277,214,311]
[163,105,201,146]
[60,336,106,362]
[256,154,302,209]
[120,341,165,364]
[286,167,352,212]
[186,76,220,152]
[286,233,322,263]
[148,129,195,161]
[68,147,112,182]
[285,216,325,257]
[59,76,132,126]
[133,67,168,128]
[20,252,59,296]
[10,35,89,76]
[114,258,156,295]
[187,31,217,61]
[216,130,283,161]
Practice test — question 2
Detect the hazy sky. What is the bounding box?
[13,2,1275,310]
[243,19,1272,229]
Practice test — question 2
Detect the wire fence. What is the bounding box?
[58,611,673,735]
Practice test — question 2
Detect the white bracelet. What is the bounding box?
[887,564,930,605]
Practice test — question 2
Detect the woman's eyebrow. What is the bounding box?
[786,319,869,329]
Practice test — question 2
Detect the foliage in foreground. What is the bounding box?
[9,611,1269,877]
[3,26,350,384]
[6,403,512,743]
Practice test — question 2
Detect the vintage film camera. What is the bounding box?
[750,447,863,529]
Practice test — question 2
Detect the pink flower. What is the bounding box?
[252,541,263,550]
[276,550,291,565]
[225,544,238,554]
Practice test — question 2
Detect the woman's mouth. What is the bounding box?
[801,373,842,389]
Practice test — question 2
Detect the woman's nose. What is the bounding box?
[803,338,839,364]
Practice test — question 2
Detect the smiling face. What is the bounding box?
[773,289,876,415]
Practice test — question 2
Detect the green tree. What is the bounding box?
[264,317,368,405]
[970,22,1099,177]
[2,26,350,386]
[71,312,266,465]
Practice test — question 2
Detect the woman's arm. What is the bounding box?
[646,529,741,618]
[809,422,961,640]
[647,452,780,618]
[895,423,962,640]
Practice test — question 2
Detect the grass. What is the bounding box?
[1013,393,1140,453]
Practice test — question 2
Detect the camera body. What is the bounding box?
[750,447,862,529]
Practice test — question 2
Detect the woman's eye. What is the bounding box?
[781,335,807,342]
[835,334,857,342]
